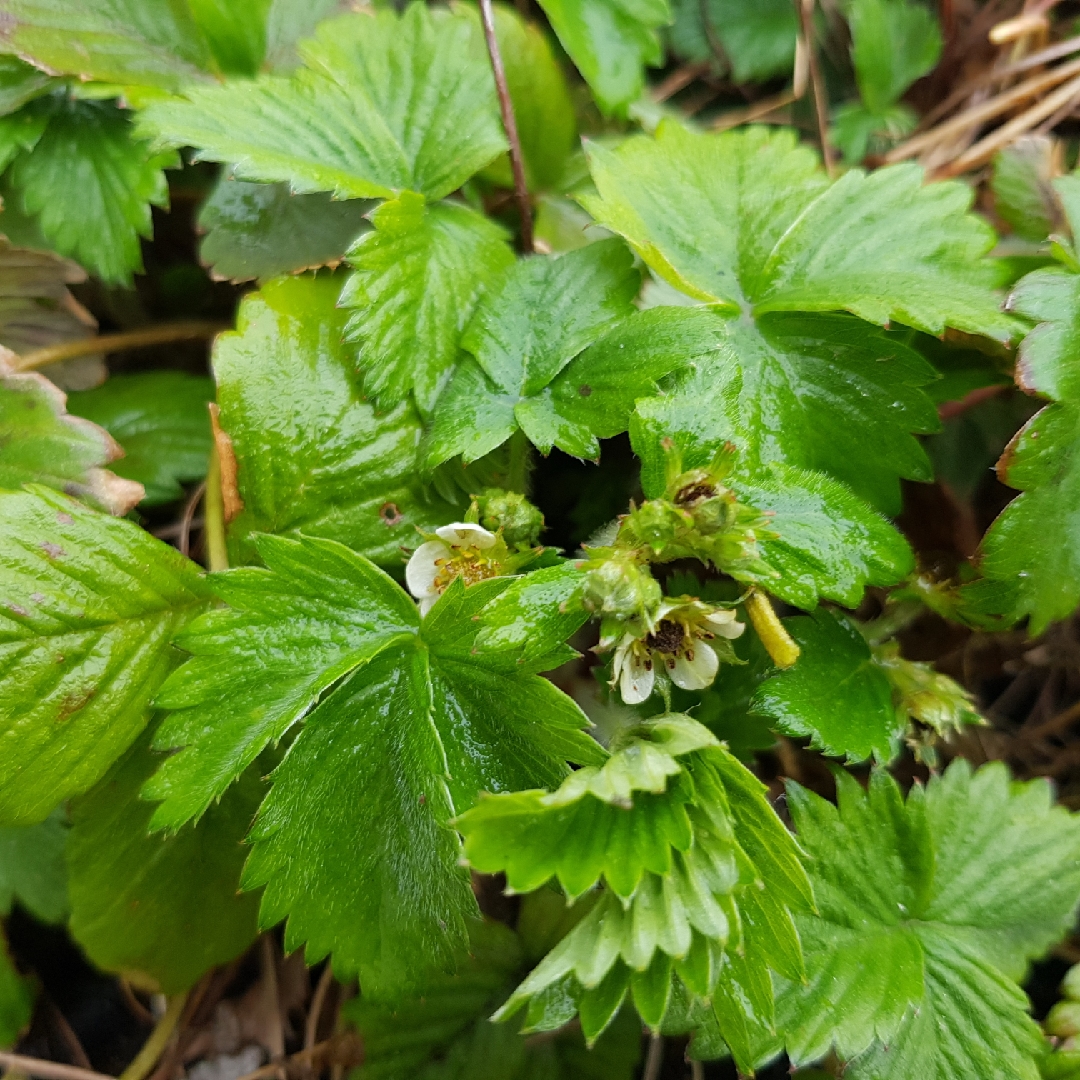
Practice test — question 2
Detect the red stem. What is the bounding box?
[478,0,534,253]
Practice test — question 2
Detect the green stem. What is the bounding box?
[506,429,533,496]
[117,991,188,1080]
[204,444,229,573]
[861,599,923,645]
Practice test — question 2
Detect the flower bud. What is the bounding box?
[1047,1001,1080,1038]
[475,488,544,548]
[582,553,661,620]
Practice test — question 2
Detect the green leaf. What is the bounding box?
[340,192,514,416]
[992,136,1060,244]
[537,0,671,116]
[0,372,144,514]
[0,808,68,923]
[459,716,810,1066]
[68,725,262,994]
[668,0,798,83]
[0,57,52,117]
[160,555,601,996]
[682,315,941,510]
[582,123,1016,337]
[6,99,177,285]
[429,244,709,465]
[146,533,419,831]
[138,4,506,201]
[212,274,462,569]
[0,0,212,89]
[0,933,31,1050]
[67,372,214,506]
[197,176,373,284]
[849,0,942,115]
[481,5,577,192]
[0,487,209,825]
[752,608,904,762]
[187,0,271,76]
[978,403,1080,634]
[776,761,1080,1076]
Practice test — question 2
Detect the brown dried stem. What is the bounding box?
[0,1054,115,1080]
[11,322,227,373]
[478,0,534,253]
[799,0,835,176]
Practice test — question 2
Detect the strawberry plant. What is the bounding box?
[3,2,1080,1079]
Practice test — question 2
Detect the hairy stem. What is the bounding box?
[506,429,533,495]
[477,0,534,253]
[204,444,229,573]
[10,321,227,372]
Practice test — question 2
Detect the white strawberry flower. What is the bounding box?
[405,522,499,615]
[610,598,745,705]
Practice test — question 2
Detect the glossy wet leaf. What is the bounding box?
[0,372,143,514]
[147,533,419,830]
[67,372,214,506]
[752,608,904,762]
[68,726,262,993]
[340,192,514,416]
[428,254,714,465]
[0,487,209,825]
[197,177,373,284]
[212,274,462,569]
[139,4,505,201]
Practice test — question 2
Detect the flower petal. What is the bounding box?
[705,610,746,639]
[619,655,655,705]
[406,540,450,599]
[435,522,497,549]
[671,641,719,690]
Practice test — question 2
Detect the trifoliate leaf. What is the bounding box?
[0,487,209,825]
[459,715,810,1067]
[583,124,1014,339]
[775,761,1080,1077]
[992,136,1061,244]
[752,609,904,763]
[340,193,514,416]
[0,933,31,1050]
[0,238,103,391]
[197,176,373,284]
[480,6,577,192]
[428,258,714,466]
[582,126,1016,508]
[849,0,942,115]
[146,533,420,830]
[138,5,505,201]
[212,274,462,569]
[537,0,670,116]
[5,99,177,285]
[156,556,603,997]
[346,919,642,1080]
[67,372,214,506]
[0,808,67,923]
[0,372,144,514]
[0,0,212,89]
[68,725,262,994]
